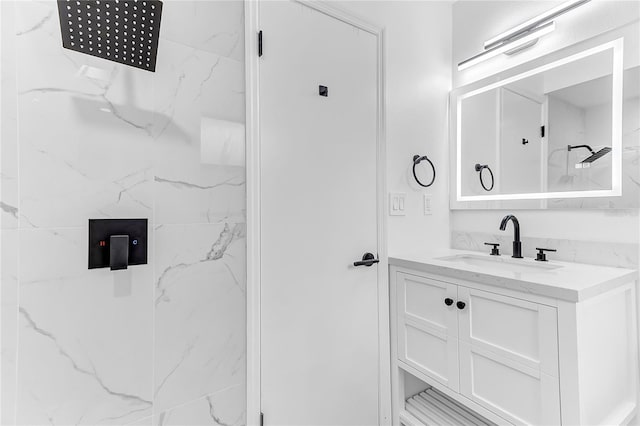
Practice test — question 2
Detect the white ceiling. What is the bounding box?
[548,66,640,109]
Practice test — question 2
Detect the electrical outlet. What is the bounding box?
[389,193,406,216]
[423,194,433,215]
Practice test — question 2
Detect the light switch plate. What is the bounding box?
[389,192,406,216]
[423,194,433,215]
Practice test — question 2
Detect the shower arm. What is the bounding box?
[567,144,595,155]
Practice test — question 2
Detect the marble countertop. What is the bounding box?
[389,249,638,302]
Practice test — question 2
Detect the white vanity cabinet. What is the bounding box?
[390,254,639,426]
[397,274,460,392]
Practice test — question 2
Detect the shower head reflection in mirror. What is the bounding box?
[567,144,612,168]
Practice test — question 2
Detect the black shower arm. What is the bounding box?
[567,144,595,155]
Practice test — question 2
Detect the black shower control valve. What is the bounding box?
[444,298,454,306]
[484,242,500,256]
[89,219,148,270]
[535,248,557,262]
[456,301,466,310]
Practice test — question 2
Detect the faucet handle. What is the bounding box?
[535,247,556,262]
[484,242,500,256]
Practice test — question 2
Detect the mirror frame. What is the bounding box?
[451,38,624,207]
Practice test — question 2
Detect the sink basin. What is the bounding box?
[436,254,562,273]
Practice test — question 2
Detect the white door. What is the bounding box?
[457,286,561,425]
[260,2,380,425]
[500,88,544,194]
[396,273,459,391]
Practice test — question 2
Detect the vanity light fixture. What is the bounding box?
[458,0,590,71]
[458,22,556,71]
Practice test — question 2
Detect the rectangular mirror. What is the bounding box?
[450,34,639,209]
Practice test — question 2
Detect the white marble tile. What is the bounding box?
[160,1,244,62]
[15,228,154,425]
[1,230,19,425]
[4,2,247,424]
[1,1,19,229]
[155,385,245,426]
[154,223,245,414]
[16,0,155,228]
[451,230,639,269]
[152,38,245,225]
[126,415,153,426]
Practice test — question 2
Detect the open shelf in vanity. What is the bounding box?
[398,366,496,426]
[389,251,639,426]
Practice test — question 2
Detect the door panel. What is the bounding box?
[458,287,559,375]
[459,343,561,425]
[457,286,560,425]
[500,88,544,194]
[260,1,379,425]
[397,273,459,391]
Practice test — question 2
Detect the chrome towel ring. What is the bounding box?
[413,155,436,188]
[475,163,494,191]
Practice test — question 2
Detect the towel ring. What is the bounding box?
[475,163,494,191]
[413,155,436,188]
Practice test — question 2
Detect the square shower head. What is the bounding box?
[57,0,163,72]
[575,147,612,169]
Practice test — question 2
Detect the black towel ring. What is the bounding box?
[413,155,436,188]
[475,163,494,191]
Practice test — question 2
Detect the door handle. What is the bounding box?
[353,252,379,267]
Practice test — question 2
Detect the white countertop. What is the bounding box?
[389,249,638,302]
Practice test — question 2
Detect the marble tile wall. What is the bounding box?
[1,0,246,424]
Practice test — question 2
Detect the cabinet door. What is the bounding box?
[457,286,560,425]
[397,273,459,391]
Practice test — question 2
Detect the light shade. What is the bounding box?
[458,21,555,71]
[484,0,590,50]
[458,0,591,71]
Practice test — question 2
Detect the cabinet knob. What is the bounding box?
[456,301,466,310]
[444,298,454,306]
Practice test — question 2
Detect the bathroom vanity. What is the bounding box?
[389,250,639,426]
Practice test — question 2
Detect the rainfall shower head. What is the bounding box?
[567,144,612,169]
[57,0,163,72]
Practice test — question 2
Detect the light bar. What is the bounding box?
[457,0,591,71]
[458,21,555,71]
[484,0,590,50]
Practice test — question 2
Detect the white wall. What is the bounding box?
[460,90,498,196]
[337,1,453,256]
[452,0,640,269]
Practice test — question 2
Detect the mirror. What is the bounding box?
[450,36,639,209]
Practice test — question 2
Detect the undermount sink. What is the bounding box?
[436,254,562,273]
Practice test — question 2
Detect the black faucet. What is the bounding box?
[499,215,523,259]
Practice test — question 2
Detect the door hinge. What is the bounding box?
[260,412,264,426]
[258,30,263,57]
[540,125,545,138]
